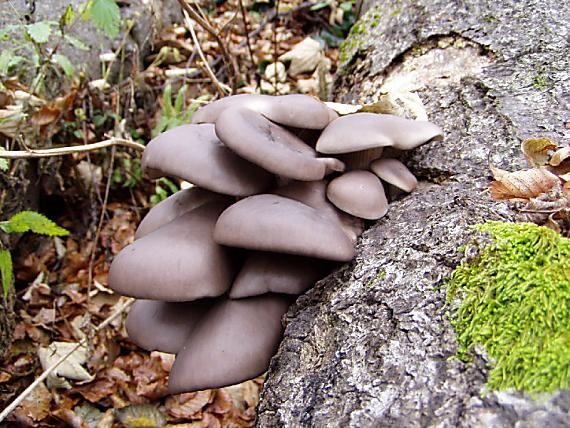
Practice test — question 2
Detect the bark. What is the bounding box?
[257,0,570,426]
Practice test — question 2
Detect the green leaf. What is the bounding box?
[310,1,330,11]
[60,4,75,28]
[89,0,121,38]
[64,34,89,50]
[53,54,75,78]
[0,149,8,172]
[0,249,12,300]
[1,211,70,236]
[26,21,52,44]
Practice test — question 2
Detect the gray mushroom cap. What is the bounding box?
[214,194,355,261]
[273,180,363,244]
[135,187,230,239]
[370,158,418,192]
[316,113,443,154]
[192,94,337,129]
[168,294,291,394]
[326,170,388,220]
[215,107,344,181]
[141,123,273,196]
[126,299,214,354]
[229,252,333,298]
[108,201,237,301]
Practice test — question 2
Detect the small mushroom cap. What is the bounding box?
[192,94,336,129]
[135,187,230,239]
[316,113,443,154]
[126,299,214,354]
[108,201,237,301]
[326,170,388,220]
[273,180,364,243]
[214,194,355,261]
[370,158,418,192]
[141,123,273,196]
[229,252,334,298]
[168,294,291,394]
[215,107,344,181]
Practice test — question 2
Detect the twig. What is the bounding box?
[0,298,134,422]
[238,0,255,66]
[177,0,238,92]
[0,138,145,159]
[183,11,231,96]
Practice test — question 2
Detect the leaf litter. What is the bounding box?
[0,0,357,425]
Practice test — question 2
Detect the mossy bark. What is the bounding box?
[257,0,570,426]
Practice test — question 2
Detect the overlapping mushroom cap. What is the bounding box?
[108,93,443,395]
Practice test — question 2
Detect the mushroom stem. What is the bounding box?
[338,147,385,171]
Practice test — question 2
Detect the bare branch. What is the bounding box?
[0,138,145,159]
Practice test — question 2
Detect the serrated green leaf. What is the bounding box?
[53,54,75,78]
[64,34,89,50]
[26,21,52,44]
[0,249,12,300]
[89,0,121,38]
[3,211,69,236]
[60,4,75,28]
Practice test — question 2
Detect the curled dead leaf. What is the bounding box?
[521,138,557,167]
[548,146,570,167]
[489,166,560,200]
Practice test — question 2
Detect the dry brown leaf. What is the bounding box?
[549,146,570,166]
[165,390,213,419]
[521,138,557,167]
[489,167,560,200]
[9,380,52,425]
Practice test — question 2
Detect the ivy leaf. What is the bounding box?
[89,0,121,38]
[53,54,75,78]
[1,211,69,236]
[0,249,12,299]
[26,21,52,44]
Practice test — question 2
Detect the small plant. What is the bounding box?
[0,211,69,299]
[150,177,179,206]
[447,221,570,393]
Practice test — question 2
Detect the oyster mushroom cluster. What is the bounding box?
[108,94,443,394]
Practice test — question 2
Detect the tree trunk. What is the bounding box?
[257,0,570,426]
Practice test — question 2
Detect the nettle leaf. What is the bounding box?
[0,249,12,299]
[2,211,70,236]
[53,54,75,78]
[89,0,121,38]
[26,21,52,44]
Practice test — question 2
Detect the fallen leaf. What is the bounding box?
[521,138,557,167]
[38,341,95,388]
[489,166,560,200]
[165,390,213,419]
[9,380,51,425]
[279,37,323,77]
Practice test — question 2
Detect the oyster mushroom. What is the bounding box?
[215,107,344,181]
[192,93,337,129]
[214,194,355,261]
[126,299,215,354]
[370,158,418,192]
[168,294,291,394]
[108,201,237,301]
[326,170,388,220]
[142,123,273,196]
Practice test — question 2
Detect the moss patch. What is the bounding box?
[447,221,570,393]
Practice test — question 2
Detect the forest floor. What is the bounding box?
[0,0,356,426]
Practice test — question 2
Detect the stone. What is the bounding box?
[256,0,570,426]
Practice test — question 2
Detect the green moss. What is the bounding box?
[447,221,570,393]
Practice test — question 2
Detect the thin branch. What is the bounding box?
[0,138,145,159]
[177,0,238,92]
[238,0,255,66]
[0,298,134,423]
[183,11,231,96]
